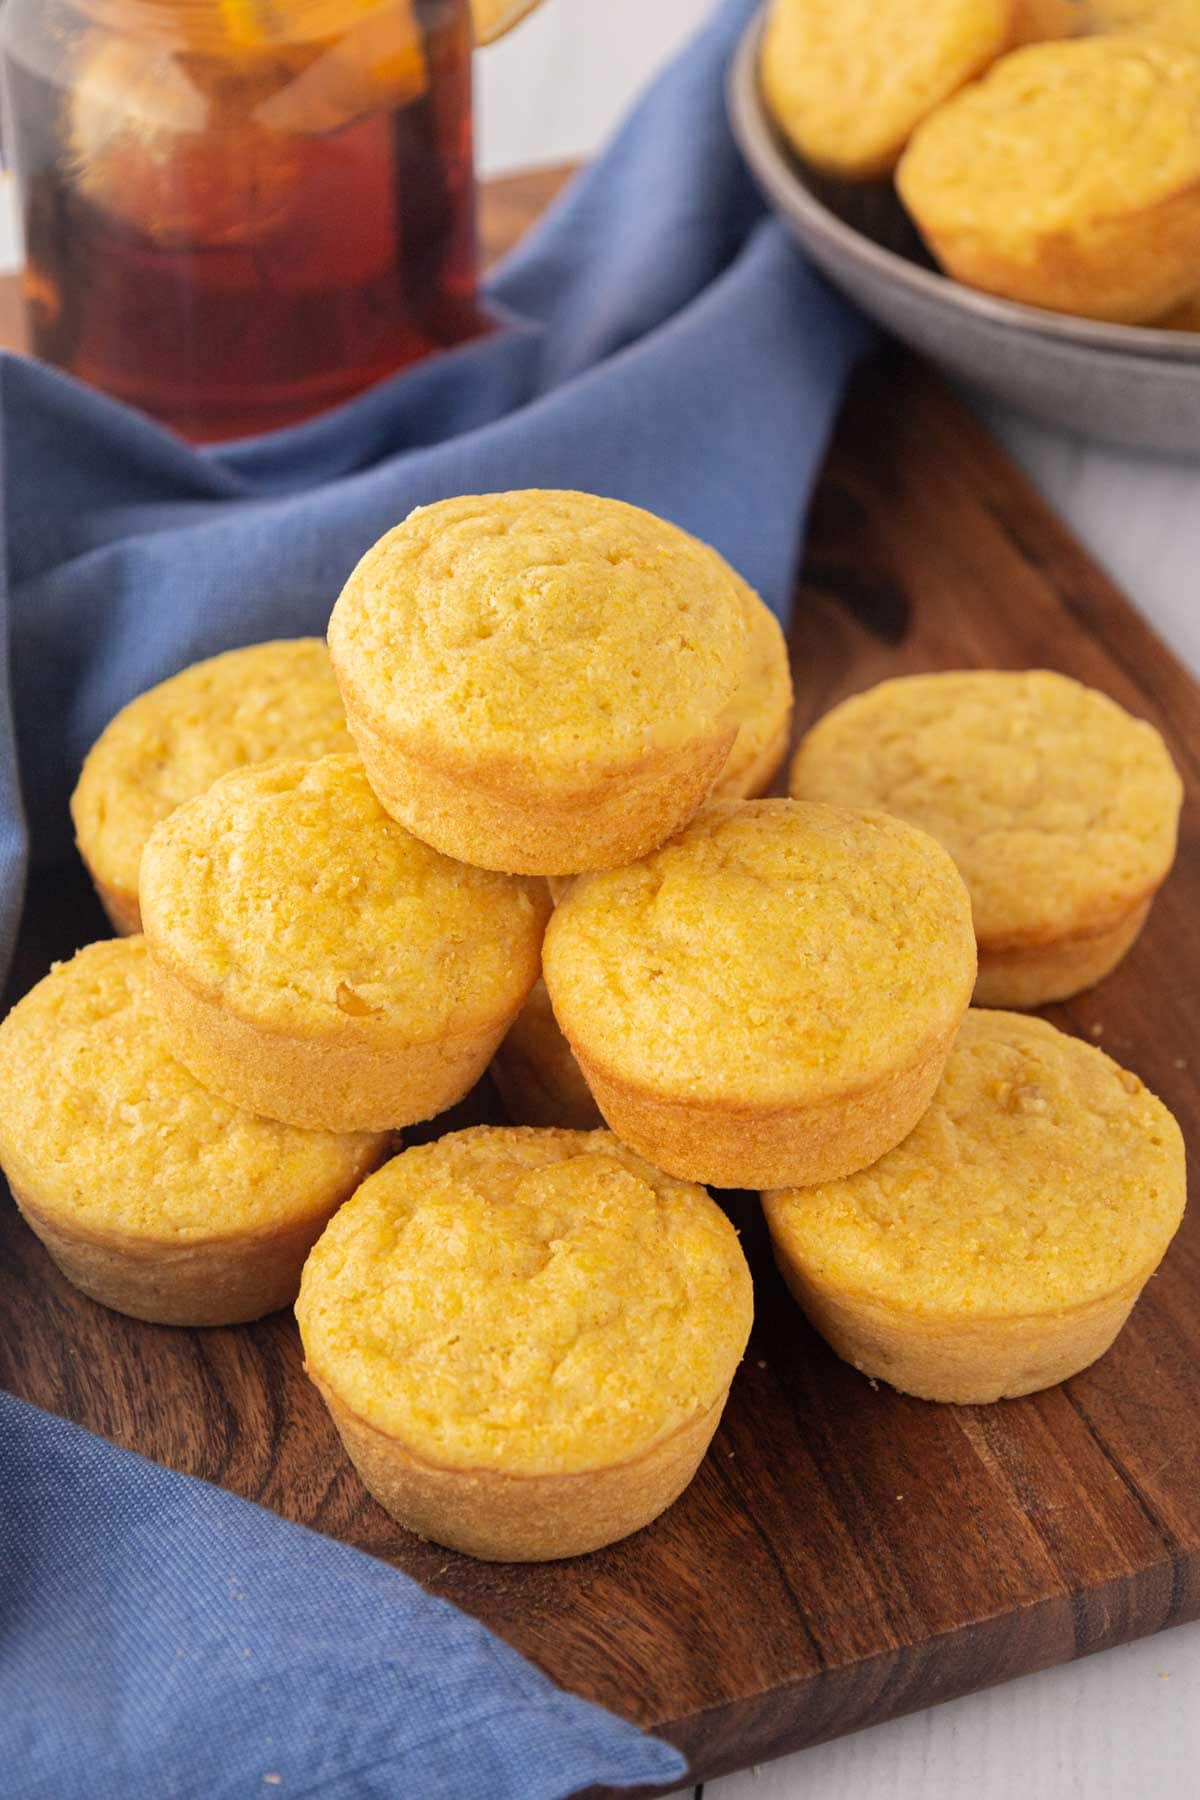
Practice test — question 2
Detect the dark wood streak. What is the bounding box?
[1,173,1199,1796]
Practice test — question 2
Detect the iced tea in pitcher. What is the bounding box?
[0,0,481,439]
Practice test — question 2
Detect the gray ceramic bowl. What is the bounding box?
[728,6,1200,456]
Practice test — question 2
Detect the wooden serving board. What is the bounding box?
[2,168,1199,1798]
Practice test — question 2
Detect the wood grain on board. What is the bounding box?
[1,167,1198,1797]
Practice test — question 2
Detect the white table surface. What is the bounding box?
[3,4,1198,1794]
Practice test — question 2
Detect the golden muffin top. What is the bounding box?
[0,939,387,1240]
[898,36,1200,245]
[1087,0,1200,48]
[764,1010,1186,1315]
[543,799,976,1106]
[1008,0,1085,44]
[789,670,1182,948]
[140,754,548,1040]
[713,583,794,801]
[760,0,1012,180]
[327,491,748,785]
[296,1126,754,1474]
[70,639,353,911]
[1159,292,1200,330]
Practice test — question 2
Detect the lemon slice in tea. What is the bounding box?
[220,1,550,50]
[471,0,548,45]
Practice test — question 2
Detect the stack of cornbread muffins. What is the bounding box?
[0,490,1187,1563]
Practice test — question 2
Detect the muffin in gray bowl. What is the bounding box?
[728,4,1200,457]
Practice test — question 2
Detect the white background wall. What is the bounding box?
[477,0,710,174]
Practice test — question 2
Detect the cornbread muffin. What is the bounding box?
[759,0,1012,181]
[0,939,390,1326]
[1008,0,1086,43]
[1086,0,1200,47]
[140,754,549,1133]
[541,586,789,846]
[1159,291,1200,329]
[763,1010,1186,1403]
[296,1127,754,1560]
[897,38,1200,323]
[327,492,749,874]
[789,670,1182,1007]
[714,582,794,801]
[495,596,790,1133]
[490,979,603,1131]
[543,800,977,1190]
[71,638,353,935]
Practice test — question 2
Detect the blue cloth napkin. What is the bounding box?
[0,0,868,1793]
[0,1394,686,1799]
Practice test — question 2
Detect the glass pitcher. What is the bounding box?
[0,0,481,439]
